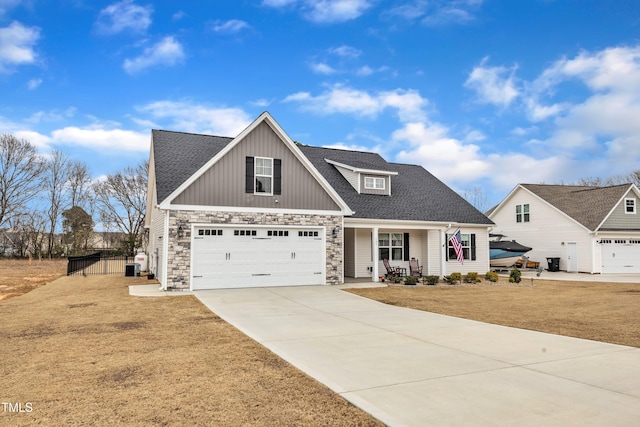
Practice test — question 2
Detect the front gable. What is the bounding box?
[166,113,348,213]
[599,186,640,231]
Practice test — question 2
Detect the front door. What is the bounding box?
[567,243,577,272]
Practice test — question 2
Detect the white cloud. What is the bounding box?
[0,21,40,73]
[50,126,149,153]
[136,100,252,136]
[310,62,337,74]
[465,57,519,107]
[328,45,362,58]
[95,0,153,35]
[385,0,484,26]
[0,0,20,16]
[26,78,42,90]
[263,0,371,23]
[123,36,185,74]
[284,84,427,122]
[355,65,374,76]
[210,19,251,34]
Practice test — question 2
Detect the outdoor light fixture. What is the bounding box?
[177,225,184,238]
[332,227,339,237]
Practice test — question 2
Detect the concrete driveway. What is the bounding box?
[195,286,640,426]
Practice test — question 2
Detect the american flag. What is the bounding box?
[449,228,464,264]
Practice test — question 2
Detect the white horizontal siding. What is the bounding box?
[491,188,595,273]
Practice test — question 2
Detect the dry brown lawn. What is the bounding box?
[347,279,640,348]
[0,258,67,301]
[0,263,382,426]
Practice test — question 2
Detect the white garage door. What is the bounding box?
[191,226,325,290]
[601,239,640,273]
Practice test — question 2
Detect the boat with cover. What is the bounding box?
[489,235,532,268]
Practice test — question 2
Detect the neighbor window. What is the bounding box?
[378,232,403,261]
[365,176,385,190]
[625,198,636,214]
[516,204,530,223]
[255,157,273,195]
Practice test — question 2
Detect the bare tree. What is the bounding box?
[462,186,490,214]
[93,161,148,256]
[67,161,93,212]
[42,150,72,257]
[0,134,45,228]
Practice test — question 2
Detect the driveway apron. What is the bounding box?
[195,286,640,427]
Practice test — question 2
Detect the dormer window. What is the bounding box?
[365,176,385,190]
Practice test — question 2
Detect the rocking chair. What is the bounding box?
[383,258,401,278]
[409,258,423,278]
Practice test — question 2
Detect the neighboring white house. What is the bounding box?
[488,183,640,274]
[144,112,494,291]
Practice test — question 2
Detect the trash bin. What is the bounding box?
[546,257,560,272]
[125,263,139,277]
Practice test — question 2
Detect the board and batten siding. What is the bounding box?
[491,188,595,273]
[172,121,340,211]
[600,191,640,230]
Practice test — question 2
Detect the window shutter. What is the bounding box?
[471,234,476,261]
[245,157,254,193]
[274,159,282,195]
[403,233,410,261]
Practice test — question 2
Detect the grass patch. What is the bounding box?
[347,280,640,348]
[1,272,382,426]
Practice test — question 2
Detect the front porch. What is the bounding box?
[343,222,491,282]
[343,223,446,282]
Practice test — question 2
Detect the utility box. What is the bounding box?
[546,257,560,272]
[125,263,141,277]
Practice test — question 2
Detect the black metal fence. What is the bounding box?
[67,252,135,276]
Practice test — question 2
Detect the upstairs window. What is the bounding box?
[364,176,385,190]
[255,157,273,195]
[516,204,530,223]
[625,198,636,214]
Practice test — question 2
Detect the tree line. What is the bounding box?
[0,133,147,258]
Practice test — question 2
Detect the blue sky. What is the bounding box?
[2,0,640,207]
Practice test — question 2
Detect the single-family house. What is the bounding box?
[144,112,493,290]
[488,183,640,274]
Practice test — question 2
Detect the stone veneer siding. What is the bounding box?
[165,210,343,290]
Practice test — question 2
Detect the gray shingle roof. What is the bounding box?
[151,129,493,225]
[299,145,494,224]
[521,183,631,230]
[152,130,232,202]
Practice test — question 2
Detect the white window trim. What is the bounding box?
[254,157,273,196]
[378,232,403,261]
[364,176,385,190]
[625,198,636,214]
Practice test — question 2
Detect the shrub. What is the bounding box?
[423,275,439,286]
[509,267,522,283]
[464,272,480,283]
[392,276,403,284]
[485,271,499,282]
[404,275,418,285]
[445,272,462,284]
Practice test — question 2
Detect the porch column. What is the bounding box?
[440,228,447,278]
[372,226,379,281]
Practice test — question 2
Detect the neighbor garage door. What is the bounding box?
[601,239,640,273]
[191,226,325,290]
